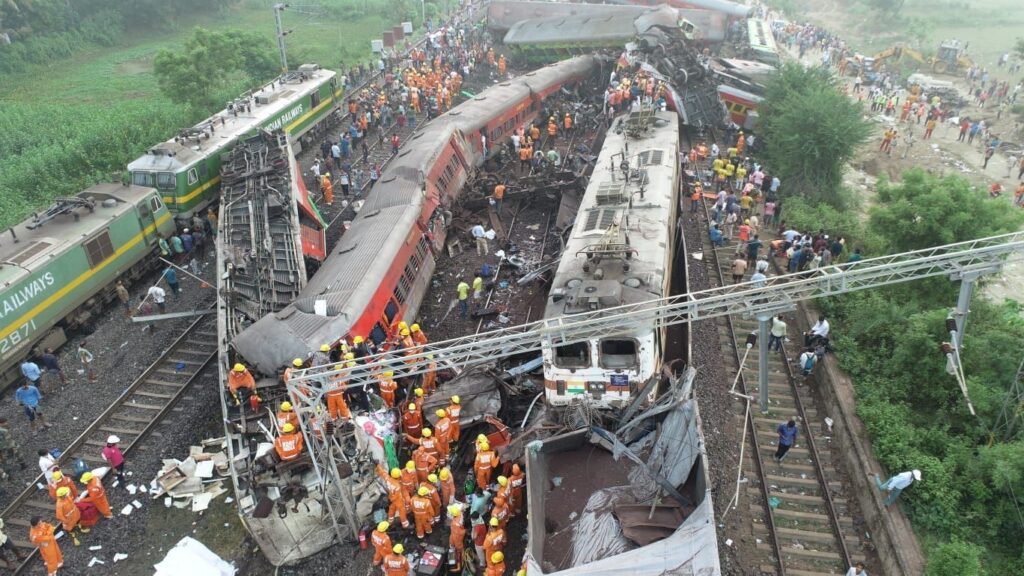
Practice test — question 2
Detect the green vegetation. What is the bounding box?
[819,170,1024,574]
[759,63,871,209]
[0,0,426,230]
[154,28,278,109]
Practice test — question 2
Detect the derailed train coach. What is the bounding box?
[232,56,603,376]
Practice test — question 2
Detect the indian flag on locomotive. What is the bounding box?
[128,65,342,218]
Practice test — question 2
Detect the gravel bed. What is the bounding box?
[680,204,747,574]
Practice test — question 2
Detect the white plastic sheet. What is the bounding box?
[153,537,235,576]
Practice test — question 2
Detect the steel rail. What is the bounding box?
[5,315,216,574]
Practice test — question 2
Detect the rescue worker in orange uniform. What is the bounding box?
[434,409,454,459]
[482,517,506,569]
[325,373,351,420]
[422,355,438,394]
[563,112,573,133]
[448,504,467,571]
[227,363,257,408]
[410,323,428,348]
[370,521,392,566]
[497,54,507,76]
[378,371,398,408]
[276,401,299,430]
[382,543,409,576]
[399,329,416,364]
[400,460,418,498]
[284,358,310,404]
[402,402,423,438]
[376,466,410,529]
[421,474,442,523]
[47,470,78,501]
[55,487,86,546]
[274,423,304,461]
[474,441,499,490]
[547,116,558,140]
[411,486,436,539]
[486,551,506,576]
[29,517,62,576]
[438,467,456,506]
[321,174,334,206]
[412,446,439,484]
[529,124,540,141]
[509,463,526,516]
[496,475,512,508]
[79,472,112,519]
[407,427,441,463]
[491,493,511,530]
[447,396,462,441]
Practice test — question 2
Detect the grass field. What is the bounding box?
[0,0,410,229]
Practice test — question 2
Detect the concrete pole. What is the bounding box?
[757,312,772,413]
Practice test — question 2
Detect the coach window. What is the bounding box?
[599,339,638,369]
[156,172,175,190]
[370,323,387,345]
[554,342,590,369]
[384,299,399,323]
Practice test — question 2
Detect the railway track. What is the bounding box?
[689,158,869,574]
[2,315,216,573]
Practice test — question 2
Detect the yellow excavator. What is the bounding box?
[871,41,973,75]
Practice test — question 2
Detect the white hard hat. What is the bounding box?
[107,435,120,444]
[912,469,922,481]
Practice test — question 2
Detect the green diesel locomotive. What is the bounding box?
[128,64,342,218]
[0,183,174,390]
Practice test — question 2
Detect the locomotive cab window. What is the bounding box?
[599,339,638,369]
[156,172,175,190]
[554,342,590,369]
[149,196,163,212]
[132,172,152,187]
[84,231,115,268]
[187,168,199,186]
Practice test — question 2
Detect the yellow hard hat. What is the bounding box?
[418,486,429,496]
[282,423,295,433]
[406,460,415,470]
[479,442,490,451]
[415,388,424,397]
[354,336,365,344]
[390,468,402,479]
[400,328,410,336]
[398,322,408,330]
[56,487,71,498]
[448,504,461,516]
[292,358,303,367]
[476,434,487,442]
[53,470,63,480]
[281,401,293,412]
[408,403,418,411]
[80,472,94,483]
[427,473,438,483]
[491,551,504,563]
[422,428,432,437]
[320,344,330,352]
[383,371,394,378]
[344,352,355,360]
[451,395,460,404]
[489,517,499,527]
[411,324,421,332]
[497,476,508,486]
[517,570,526,576]
[377,521,390,532]
[435,409,446,418]
[233,363,245,372]
[440,468,450,480]
[393,543,404,554]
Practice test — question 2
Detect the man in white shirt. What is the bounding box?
[750,270,767,288]
[148,285,167,314]
[872,469,921,506]
[805,315,830,346]
[769,315,787,352]
[471,224,488,256]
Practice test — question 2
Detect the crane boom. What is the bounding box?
[287,231,1024,394]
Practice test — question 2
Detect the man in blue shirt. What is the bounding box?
[20,360,41,388]
[14,381,50,431]
[163,267,180,296]
[774,420,798,462]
